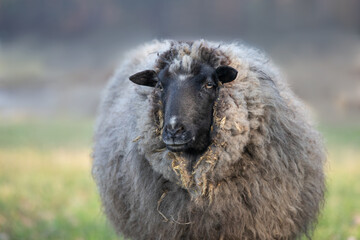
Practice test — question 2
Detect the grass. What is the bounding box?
[0,119,118,240]
[319,124,360,150]
[0,148,118,240]
[312,148,360,240]
[0,120,359,240]
[0,119,94,149]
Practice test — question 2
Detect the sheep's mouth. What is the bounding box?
[166,143,189,152]
[164,139,192,152]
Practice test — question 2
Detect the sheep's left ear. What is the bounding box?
[129,70,158,87]
[216,66,238,84]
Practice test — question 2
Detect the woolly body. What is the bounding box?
[92,40,326,240]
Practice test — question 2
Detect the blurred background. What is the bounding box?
[0,0,359,239]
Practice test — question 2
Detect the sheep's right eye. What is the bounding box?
[157,82,164,91]
[205,82,215,89]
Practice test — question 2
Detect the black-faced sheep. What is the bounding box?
[92,40,326,240]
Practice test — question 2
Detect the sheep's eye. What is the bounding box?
[157,82,164,91]
[205,82,215,89]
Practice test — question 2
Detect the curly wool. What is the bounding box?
[92,39,326,240]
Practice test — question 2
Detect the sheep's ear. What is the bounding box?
[129,70,158,87]
[216,66,238,84]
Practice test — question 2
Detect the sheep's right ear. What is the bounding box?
[129,70,158,87]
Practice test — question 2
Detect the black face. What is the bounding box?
[129,64,237,153]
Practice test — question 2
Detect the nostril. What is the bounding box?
[165,123,185,137]
[174,125,184,135]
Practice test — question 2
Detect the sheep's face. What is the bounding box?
[130,64,237,153]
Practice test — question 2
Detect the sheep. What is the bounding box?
[92,39,326,240]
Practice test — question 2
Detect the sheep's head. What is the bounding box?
[129,63,237,153]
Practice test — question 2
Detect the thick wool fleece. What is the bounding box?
[92,40,326,240]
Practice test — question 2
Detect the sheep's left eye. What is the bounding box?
[205,82,215,89]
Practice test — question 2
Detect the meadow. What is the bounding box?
[0,120,359,240]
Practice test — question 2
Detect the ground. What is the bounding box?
[0,120,359,240]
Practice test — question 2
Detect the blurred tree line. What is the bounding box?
[0,0,359,40]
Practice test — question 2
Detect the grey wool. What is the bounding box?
[92,39,326,240]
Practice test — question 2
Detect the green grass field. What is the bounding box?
[0,120,359,240]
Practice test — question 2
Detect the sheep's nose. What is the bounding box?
[164,122,185,138]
